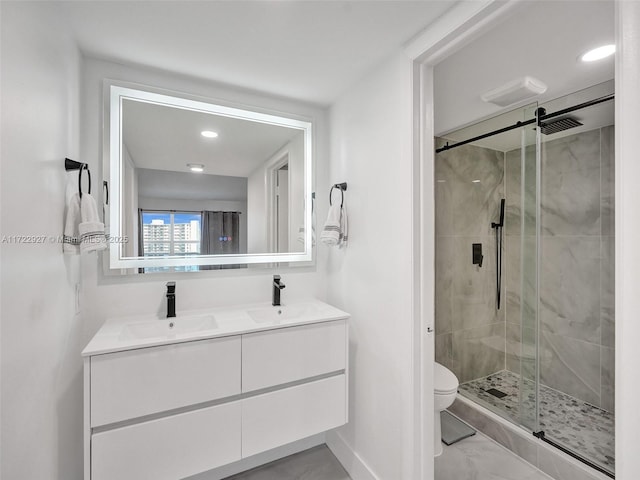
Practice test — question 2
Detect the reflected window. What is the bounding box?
[141,211,202,273]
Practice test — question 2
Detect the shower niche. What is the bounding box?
[434,81,615,477]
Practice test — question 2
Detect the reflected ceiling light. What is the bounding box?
[201,130,219,138]
[472,179,481,183]
[581,44,616,62]
[187,163,204,172]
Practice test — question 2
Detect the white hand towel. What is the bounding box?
[320,203,341,246]
[297,225,316,246]
[298,195,316,246]
[79,193,107,254]
[320,200,348,248]
[339,200,348,248]
[63,193,81,255]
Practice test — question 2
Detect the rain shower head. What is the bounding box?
[539,116,583,135]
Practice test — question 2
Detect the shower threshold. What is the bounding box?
[459,370,614,476]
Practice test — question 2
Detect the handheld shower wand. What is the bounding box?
[491,199,505,310]
[491,198,505,229]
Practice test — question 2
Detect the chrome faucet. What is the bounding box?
[272,275,286,306]
[166,281,176,318]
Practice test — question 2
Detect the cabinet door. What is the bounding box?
[242,374,346,457]
[242,320,346,392]
[92,401,241,480]
[91,336,240,426]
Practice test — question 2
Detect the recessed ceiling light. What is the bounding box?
[472,179,481,183]
[201,130,218,138]
[581,44,616,62]
[187,163,204,172]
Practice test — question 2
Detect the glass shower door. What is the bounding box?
[532,84,615,476]
[517,104,540,432]
[435,102,540,429]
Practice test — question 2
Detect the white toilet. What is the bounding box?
[434,362,459,456]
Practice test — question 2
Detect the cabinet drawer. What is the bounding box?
[242,320,346,392]
[242,374,346,457]
[91,336,240,426]
[92,401,241,480]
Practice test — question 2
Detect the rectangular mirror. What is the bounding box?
[106,83,313,271]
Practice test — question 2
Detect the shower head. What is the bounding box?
[539,116,583,135]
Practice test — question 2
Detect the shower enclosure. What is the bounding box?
[434,81,615,477]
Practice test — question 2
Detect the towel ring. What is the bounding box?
[329,182,348,208]
[78,164,91,198]
[65,158,91,198]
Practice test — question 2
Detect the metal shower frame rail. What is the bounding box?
[435,93,615,153]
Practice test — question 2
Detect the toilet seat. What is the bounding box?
[435,387,458,395]
[434,362,458,394]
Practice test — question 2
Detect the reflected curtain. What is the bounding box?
[201,211,241,270]
[138,208,144,274]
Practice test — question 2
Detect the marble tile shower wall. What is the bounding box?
[435,138,506,383]
[435,127,615,410]
[505,126,615,412]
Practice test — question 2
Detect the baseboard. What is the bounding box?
[326,431,380,480]
[187,434,326,479]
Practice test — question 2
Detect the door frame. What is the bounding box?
[405,1,546,477]
[266,151,290,253]
[408,1,640,479]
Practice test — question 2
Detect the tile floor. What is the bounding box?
[224,436,555,480]
[459,370,615,474]
[224,445,350,480]
[435,431,554,480]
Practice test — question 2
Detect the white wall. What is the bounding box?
[0,3,82,480]
[247,164,267,253]
[325,52,416,479]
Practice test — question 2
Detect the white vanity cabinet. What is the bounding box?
[90,336,241,427]
[84,315,348,480]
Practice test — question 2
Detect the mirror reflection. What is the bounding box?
[109,85,313,271]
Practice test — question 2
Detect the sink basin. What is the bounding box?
[247,303,321,324]
[119,315,218,340]
[82,299,350,356]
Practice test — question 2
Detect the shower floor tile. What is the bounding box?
[459,370,615,474]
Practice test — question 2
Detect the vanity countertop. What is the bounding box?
[82,299,350,356]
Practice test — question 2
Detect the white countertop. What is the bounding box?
[82,299,350,356]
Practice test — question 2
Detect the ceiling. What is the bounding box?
[123,99,302,177]
[60,0,455,106]
[434,0,615,136]
[58,1,617,154]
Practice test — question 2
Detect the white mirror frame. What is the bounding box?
[106,82,313,269]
